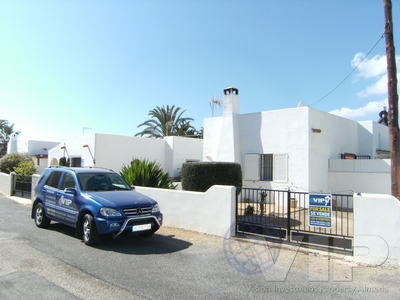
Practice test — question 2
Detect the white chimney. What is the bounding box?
[223,87,240,115]
[7,133,18,154]
[215,87,241,163]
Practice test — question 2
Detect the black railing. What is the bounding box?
[236,187,354,253]
[13,175,32,199]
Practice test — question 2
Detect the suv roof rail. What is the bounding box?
[48,166,115,172]
[48,166,75,171]
[88,166,115,172]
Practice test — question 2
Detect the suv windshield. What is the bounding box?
[77,173,131,192]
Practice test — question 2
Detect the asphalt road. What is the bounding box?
[0,195,399,300]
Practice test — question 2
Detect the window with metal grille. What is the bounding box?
[260,154,273,181]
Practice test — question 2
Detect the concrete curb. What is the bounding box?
[0,193,32,206]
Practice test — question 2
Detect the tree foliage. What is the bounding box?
[0,120,19,156]
[135,105,199,138]
[0,153,33,174]
[14,160,36,176]
[120,158,176,189]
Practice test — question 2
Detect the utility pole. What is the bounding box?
[384,0,400,199]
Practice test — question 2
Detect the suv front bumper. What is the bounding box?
[95,212,163,236]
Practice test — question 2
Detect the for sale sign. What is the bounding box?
[309,194,332,228]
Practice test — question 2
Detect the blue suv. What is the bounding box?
[31,167,163,245]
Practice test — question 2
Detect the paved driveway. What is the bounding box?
[0,195,399,299]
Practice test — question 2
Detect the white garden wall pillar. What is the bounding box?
[31,174,41,201]
[216,87,241,163]
[353,193,400,266]
[0,172,13,196]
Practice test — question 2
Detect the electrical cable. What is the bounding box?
[309,33,384,106]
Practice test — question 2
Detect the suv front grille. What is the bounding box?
[123,206,152,217]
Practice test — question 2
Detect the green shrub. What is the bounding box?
[14,160,36,176]
[181,162,242,192]
[120,159,176,189]
[0,153,33,174]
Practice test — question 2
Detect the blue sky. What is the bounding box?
[0,0,399,142]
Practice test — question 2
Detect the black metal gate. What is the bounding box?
[12,175,32,199]
[236,188,353,254]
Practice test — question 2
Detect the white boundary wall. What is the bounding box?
[135,185,236,237]
[0,172,12,196]
[354,193,400,266]
[328,159,390,194]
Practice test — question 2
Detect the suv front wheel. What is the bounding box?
[82,214,99,246]
[34,203,50,228]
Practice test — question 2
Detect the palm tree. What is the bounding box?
[135,105,194,138]
[175,120,197,137]
[0,120,19,156]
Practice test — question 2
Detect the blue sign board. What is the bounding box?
[309,194,332,228]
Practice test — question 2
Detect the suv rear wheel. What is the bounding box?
[34,203,50,228]
[82,214,99,246]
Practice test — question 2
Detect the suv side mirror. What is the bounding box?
[130,186,135,190]
[64,188,77,196]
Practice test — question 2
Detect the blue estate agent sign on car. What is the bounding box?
[309,194,332,228]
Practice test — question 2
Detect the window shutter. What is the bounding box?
[273,153,288,182]
[244,154,260,180]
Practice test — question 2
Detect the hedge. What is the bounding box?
[181,162,242,192]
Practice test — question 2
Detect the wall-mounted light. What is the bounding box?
[83,144,95,165]
[311,128,322,133]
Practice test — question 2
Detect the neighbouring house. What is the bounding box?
[6,137,59,173]
[203,87,391,194]
[47,133,203,177]
[27,140,60,173]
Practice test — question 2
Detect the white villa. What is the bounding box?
[38,86,391,195]
[203,87,390,194]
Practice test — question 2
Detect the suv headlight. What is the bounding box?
[100,207,122,217]
[152,204,160,213]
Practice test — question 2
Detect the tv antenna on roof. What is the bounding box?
[209,96,222,117]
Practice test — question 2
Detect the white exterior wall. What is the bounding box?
[34,157,49,174]
[240,108,310,191]
[203,90,240,163]
[358,121,390,157]
[328,159,390,194]
[204,107,310,191]
[47,134,96,168]
[27,140,59,155]
[354,193,400,266]
[164,136,203,177]
[203,117,223,161]
[94,133,167,172]
[306,109,389,193]
[47,133,203,176]
[204,104,390,194]
[373,121,390,152]
[95,134,203,175]
[329,172,390,194]
[329,159,390,173]
[135,185,236,237]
